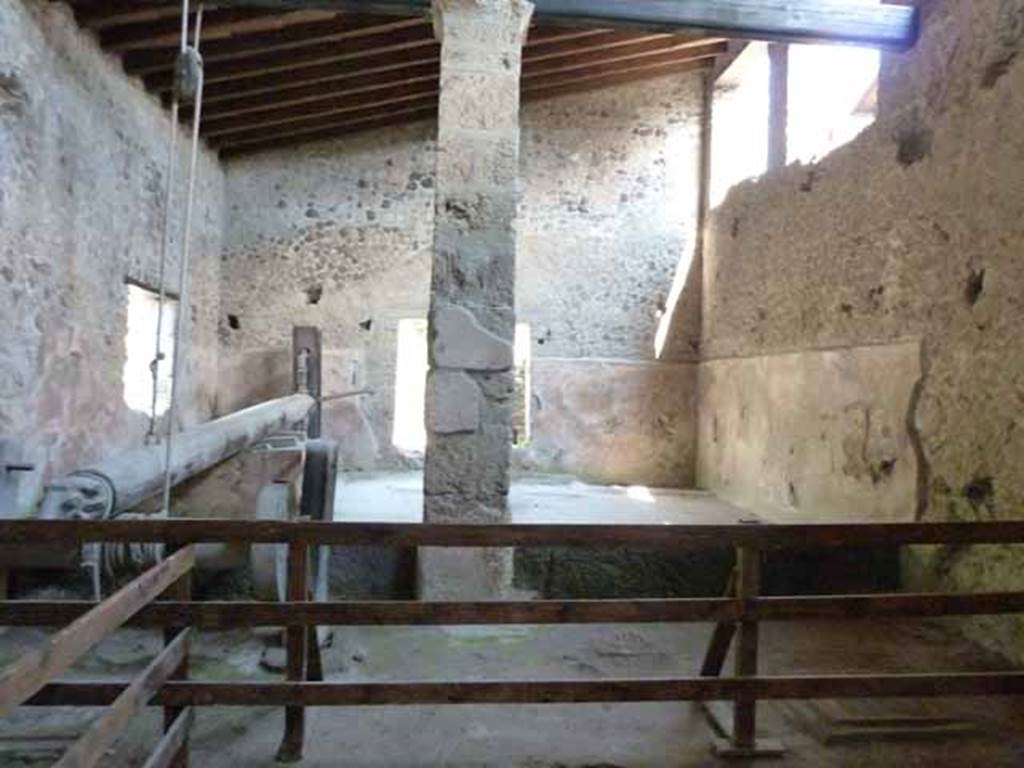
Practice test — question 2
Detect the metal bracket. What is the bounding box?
[248,431,308,454]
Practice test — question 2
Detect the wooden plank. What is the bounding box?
[0,597,739,627]
[3,519,1024,550]
[142,708,194,768]
[116,0,920,49]
[26,672,1024,708]
[10,591,1024,628]
[0,546,195,718]
[276,539,309,763]
[52,630,191,768]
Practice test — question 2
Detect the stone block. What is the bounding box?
[418,545,513,600]
[431,228,516,307]
[425,368,480,434]
[438,70,522,133]
[434,133,520,189]
[428,302,514,370]
[432,0,534,49]
[423,417,512,499]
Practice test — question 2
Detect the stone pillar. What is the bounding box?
[419,0,533,600]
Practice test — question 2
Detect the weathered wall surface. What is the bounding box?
[221,73,703,486]
[697,342,920,522]
[693,0,1024,657]
[0,0,225,516]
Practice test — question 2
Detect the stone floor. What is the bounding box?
[2,618,1024,766]
[335,471,756,525]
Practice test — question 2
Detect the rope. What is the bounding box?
[160,3,206,516]
[145,0,192,443]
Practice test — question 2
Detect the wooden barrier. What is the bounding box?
[1,519,1023,762]
[0,545,197,767]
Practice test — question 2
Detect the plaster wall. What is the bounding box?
[689,0,1024,657]
[221,73,703,487]
[0,0,225,516]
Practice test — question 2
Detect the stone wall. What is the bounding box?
[0,0,225,516]
[221,73,703,487]
[688,0,1024,658]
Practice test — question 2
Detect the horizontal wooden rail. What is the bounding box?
[25,672,1024,708]
[4,519,1024,548]
[0,545,196,717]
[4,592,1024,629]
[53,629,191,768]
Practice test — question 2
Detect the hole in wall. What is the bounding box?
[963,476,994,509]
[896,125,932,166]
[965,268,985,306]
[305,284,323,305]
[227,314,240,330]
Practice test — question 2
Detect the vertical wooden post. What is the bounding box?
[732,545,761,749]
[276,537,308,763]
[768,42,789,170]
[712,545,784,758]
[162,544,192,768]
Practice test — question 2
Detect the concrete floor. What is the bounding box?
[2,618,1024,766]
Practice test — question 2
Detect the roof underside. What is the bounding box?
[66,2,728,157]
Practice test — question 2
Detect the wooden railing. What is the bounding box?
[2,518,1024,762]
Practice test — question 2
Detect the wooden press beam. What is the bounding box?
[115,0,920,49]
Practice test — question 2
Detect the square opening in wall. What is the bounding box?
[123,283,177,416]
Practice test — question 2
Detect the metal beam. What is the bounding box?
[117,0,919,49]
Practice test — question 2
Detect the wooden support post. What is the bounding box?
[276,538,308,763]
[733,546,760,747]
[713,546,784,758]
[162,545,193,768]
[768,42,789,170]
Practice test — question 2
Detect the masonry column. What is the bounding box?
[419,0,533,600]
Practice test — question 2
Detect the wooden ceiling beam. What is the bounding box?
[192,35,722,121]
[72,3,191,31]
[217,55,713,157]
[210,96,439,148]
[203,44,716,138]
[218,107,439,157]
[190,28,610,105]
[146,24,604,93]
[109,0,920,49]
[202,79,439,136]
[125,15,430,75]
[101,9,342,52]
